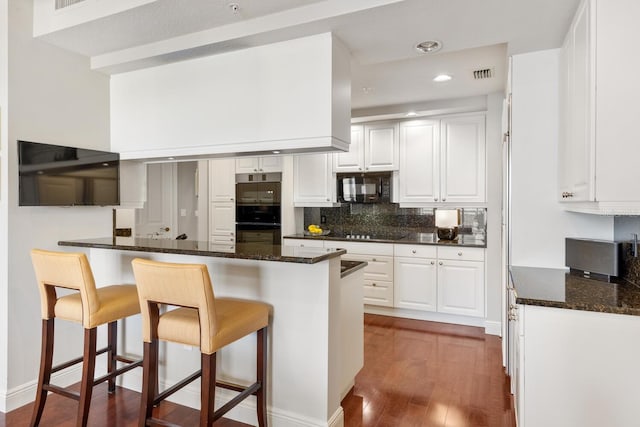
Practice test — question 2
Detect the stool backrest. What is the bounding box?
[131,258,217,350]
[31,249,100,326]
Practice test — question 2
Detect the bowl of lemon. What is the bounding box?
[304,224,330,236]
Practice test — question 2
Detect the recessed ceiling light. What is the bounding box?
[405,111,417,117]
[433,74,452,82]
[415,40,442,54]
[272,150,281,154]
[167,157,175,160]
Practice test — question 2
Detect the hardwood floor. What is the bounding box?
[0,314,515,426]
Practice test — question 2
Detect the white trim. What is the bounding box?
[561,201,640,215]
[484,320,502,336]
[365,305,486,328]
[120,372,345,427]
[1,365,82,413]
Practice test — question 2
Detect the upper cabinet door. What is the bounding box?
[236,156,282,173]
[398,120,440,204]
[440,114,486,203]
[365,122,399,171]
[334,122,398,172]
[293,153,336,207]
[334,125,365,172]
[209,158,236,203]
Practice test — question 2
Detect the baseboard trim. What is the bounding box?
[2,364,82,413]
[484,320,502,336]
[121,372,343,427]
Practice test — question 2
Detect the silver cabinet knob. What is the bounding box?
[458,251,463,256]
[434,197,439,201]
[442,198,447,202]
[326,198,330,201]
[430,261,435,265]
[412,249,416,254]
[439,261,443,265]
[230,197,234,201]
[372,258,377,262]
[372,283,377,287]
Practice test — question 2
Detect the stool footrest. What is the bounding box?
[213,381,262,422]
[153,369,202,406]
[43,384,81,401]
[93,358,143,386]
[50,346,109,374]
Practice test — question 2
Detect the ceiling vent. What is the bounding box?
[55,0,86,10]
[473,68,494,80]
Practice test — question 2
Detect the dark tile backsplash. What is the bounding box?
[303,204,487,237]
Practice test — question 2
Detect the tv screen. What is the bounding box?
[18,140,120,206]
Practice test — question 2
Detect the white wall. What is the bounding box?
[510,49,613,268]
[485,91,504,327]
[0,0,8,403]
[1,0,112,411]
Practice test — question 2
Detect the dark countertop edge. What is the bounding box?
[283,234,487,248]
[515,295,640,317]
[341,261,367,278]
[58,240,346,264]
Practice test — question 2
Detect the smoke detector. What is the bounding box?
[415,40,442,54]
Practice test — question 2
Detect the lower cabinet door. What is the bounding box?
[437,259,485,317]
[394,257,437,311]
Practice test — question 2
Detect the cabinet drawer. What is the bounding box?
[324,241,394,256]
[342,254,393,281]
[211,233,235,244]
[363,279,393,307]
[438,246,485,261]
[394,244,437,258]
[283,238,324,248]
[209,243,236,253]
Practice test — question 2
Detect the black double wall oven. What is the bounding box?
[235,173,281,251]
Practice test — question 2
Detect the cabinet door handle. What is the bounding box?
[372,283,377,287]
[434,197,439,202]
[439,261,443,265]
[430,261,435,265]
[372,258,377,262]
[326,198,330,202]
[230,197,234,201]
[412,249,416,254]
[442,198,447,202]
[458,251,463,256]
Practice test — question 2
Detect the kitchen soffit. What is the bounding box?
[34,0,581,108]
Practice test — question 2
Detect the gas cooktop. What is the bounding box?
[332,231,408,241]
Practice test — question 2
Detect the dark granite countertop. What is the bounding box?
[59,237,345,264]
[510,266,640,316]
[284,231,486,248]
[340,260,367,278]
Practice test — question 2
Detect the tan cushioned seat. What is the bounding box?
[55,285,141,327]
[158,298,269,352]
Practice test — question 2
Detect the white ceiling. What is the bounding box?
[37,0,581,110]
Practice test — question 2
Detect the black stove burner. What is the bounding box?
[337,231,408,241]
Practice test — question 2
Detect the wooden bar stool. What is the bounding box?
[131,258,270,427]
[30,249,143,427]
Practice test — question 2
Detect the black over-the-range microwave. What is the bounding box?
[337,172,391,203]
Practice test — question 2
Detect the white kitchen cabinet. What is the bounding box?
[283,238,325,248]
[437,247,485,317]
[398,119,440,204]
[515,305,640,427]
[558,0,640,212]
[439,115,486,203]
[209,158,236,203]
[119,160,147,208]
[293,153,337,207]
[398,115,485,206]
[324,241,395,307]
[236,156,282,173]
[209,158,236,249]
[394,244,437,311]
[558,0,593,202]
[334,122,399,172]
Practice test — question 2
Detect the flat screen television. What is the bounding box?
[18,140,120,206]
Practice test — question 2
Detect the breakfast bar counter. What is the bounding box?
[59,237,361,427]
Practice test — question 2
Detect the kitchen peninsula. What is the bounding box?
[58,237,364,427]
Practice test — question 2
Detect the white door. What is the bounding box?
[136,163,177,238]
[209,158,236,202]
[293,153,335,206]
[259,156,283,172]
[440,114,486,203]
[365,121,398,171]
[437,259,485,317]
[394,257,437,312]
[334,125,364,172]
[209,202,235,238]
[235,157,261,173]
[398,120,440,204]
